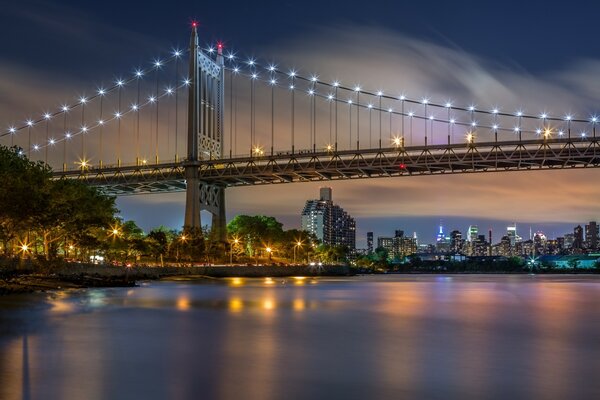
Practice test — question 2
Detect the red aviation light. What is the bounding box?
[399,163,407,170]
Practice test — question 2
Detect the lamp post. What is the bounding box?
[230,238,239,265]
[266,246,273,262]
[293,241,303,264]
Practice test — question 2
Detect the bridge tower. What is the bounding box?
[184,25,227,241]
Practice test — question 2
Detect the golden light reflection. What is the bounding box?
[293,299,306,311]
[229,298,243,313]
[49,293,75,314]
[293,276,306,285]
[231,277,244,286]
[264,277,274,285]
[262,299,275,310]
[176,297,190,311]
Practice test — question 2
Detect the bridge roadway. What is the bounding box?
[52,138,600,195]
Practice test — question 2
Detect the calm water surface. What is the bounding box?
[1,275,599,400]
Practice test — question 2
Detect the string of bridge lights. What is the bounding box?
[214,44,598,138]
[2,48,190,149]
[4,40,599,156]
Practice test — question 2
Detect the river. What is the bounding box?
[1,275,599,400]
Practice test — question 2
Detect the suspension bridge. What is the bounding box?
[2,25,599,241]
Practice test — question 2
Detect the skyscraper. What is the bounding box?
[367,232,374,254]
[301,187,356,251]
[450,230,464,254]
[507,224,517,247]
[573,225,584,251]
[585,221,599,251]
[468,225,478,242]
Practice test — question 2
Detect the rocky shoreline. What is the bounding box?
[0,263,351,295]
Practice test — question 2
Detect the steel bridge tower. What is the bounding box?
[184,25,226,241]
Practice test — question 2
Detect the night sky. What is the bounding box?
[2,0,600,246]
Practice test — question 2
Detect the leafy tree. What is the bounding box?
[227,215,284,257]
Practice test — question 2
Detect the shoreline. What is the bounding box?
[1,263,598,296]
[0,263,351,296]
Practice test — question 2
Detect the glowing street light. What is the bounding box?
[293,240,303,263]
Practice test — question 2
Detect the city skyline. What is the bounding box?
[2,1,600,240]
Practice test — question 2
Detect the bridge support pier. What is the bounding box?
[184,171,227,243]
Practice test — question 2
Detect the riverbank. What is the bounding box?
[0,263,351,295]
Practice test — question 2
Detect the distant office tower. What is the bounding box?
[468,225,479,242]
[573,225,584,250]
[450,230,464,254]
[533,231,547,255]
[585,221,599,251]
[301,187,356,250]
[507,224,517,247]
[563,233,575,249]
[367,232,374,254]
[499,235,511,256]
[472,234,489,256]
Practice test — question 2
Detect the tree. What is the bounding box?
[0,146,50,254]
[227,215,284,258]
[34,179,116,260]
[147,228,169,266]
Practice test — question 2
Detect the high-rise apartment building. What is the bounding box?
[377,230,417,260]
[301,187,356,251]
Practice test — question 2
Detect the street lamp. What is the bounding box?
[230,238,240,265]
[293,240,303,264]
[266,246,273,262]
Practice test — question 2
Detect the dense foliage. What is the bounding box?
[0,145,116,260]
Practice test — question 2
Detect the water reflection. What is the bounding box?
[0,276,599,400]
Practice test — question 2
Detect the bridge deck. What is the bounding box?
[51,138,600,195]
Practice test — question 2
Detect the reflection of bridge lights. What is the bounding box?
[264,277,274,285]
